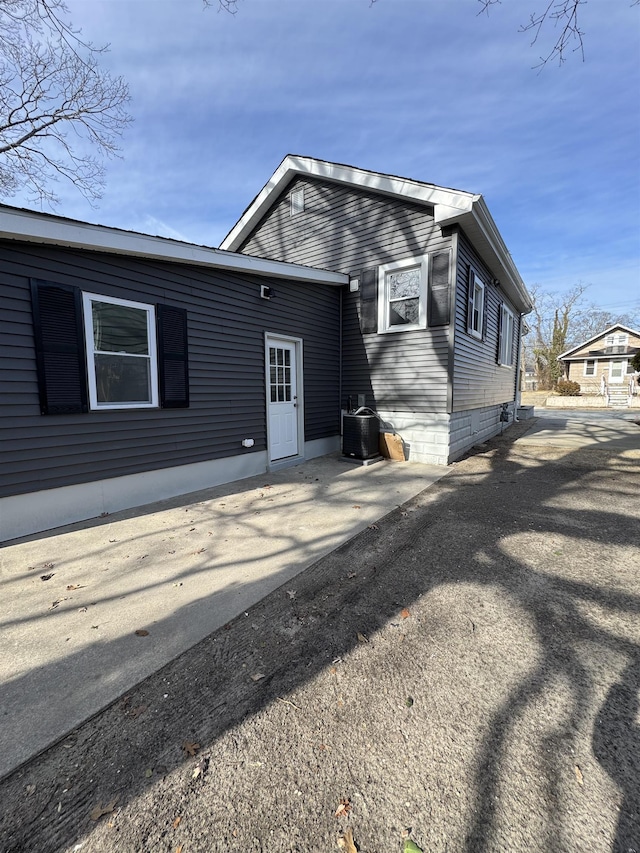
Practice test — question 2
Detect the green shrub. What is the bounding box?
[631,351,640,373]
[556,380,581,396]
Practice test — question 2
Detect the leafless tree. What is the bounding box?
[478,0,640,67]
[0,0,131,205]
[525,283,640,389]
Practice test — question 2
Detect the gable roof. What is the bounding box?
[219,155,532,314]
[558,324,640,360]
[0,204,347,286]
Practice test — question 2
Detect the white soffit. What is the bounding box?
[0,205,347,286]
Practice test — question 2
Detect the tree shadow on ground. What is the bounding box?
[0,424,638,852]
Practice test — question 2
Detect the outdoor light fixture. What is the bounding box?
[260,285,273,299]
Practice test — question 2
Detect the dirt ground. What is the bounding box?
[1,420,639,853]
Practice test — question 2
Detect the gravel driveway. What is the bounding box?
[1,415,638,853]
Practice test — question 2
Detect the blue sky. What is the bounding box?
[13,0,640,314]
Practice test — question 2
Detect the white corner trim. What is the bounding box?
[1,451,268,542]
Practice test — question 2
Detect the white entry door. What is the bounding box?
[609,359,627,383]
[266,338,299,461]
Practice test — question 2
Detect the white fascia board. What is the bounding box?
[438,198,532,314]
[0,205,346,286]
[220,154,477,251]
[557,324,640,360]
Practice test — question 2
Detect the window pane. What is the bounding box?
[94,354,151,403]
[284,350,290,366]
[269,348,276,365]
[271,387,277,402]
[388,268,420,300]
[389,297,419,326]
[92,302,149,355]
[278,386,284,402]
[285,386,291,401]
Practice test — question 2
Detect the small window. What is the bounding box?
[584,359,596,376]
[83,293,158,409]
[498,305,515,366]
[377,256,428,333]
[290,187,304,216]
[467,271,485,339]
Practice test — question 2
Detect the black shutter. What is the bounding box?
[466,265,475,333]
[359,267,378,334]
[481,285,488,341]
[428,251,451,327]
[157,303,189,408]
[30,279,88,415]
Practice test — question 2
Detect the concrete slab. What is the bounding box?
[0,453,446,780]
[516,408,640,451]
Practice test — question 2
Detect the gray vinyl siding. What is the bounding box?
[0,242,340,499]
[240,177,452,413]
[452,230,520,412]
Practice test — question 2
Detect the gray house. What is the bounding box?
[1,157,531,540]
[221,156,532,465]
[0,205,345,540]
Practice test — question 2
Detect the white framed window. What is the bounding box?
[290,187,305,216]
[377,255,428,333]
[83,292,158,410]
[583,359,596,376]
[605,332,628,349]
[498,304,515,366]
[467,271,485,339]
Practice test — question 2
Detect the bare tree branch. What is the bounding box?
[477,0,588,66]
[0,0,131,205]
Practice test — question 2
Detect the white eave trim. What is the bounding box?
[0,205,347,286]
[220,154,477,252]
[558,324,640,360]
[219,155,531,314]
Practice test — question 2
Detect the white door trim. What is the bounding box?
[265,333,304,466]
[609,358,627,383]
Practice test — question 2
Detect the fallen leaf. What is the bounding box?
[403,841,424,853]
[250,672,266,682]
[352,505,361,509]
[40,573,54,581]
[400,608,411,619]
[406,696,414,708]
[172,816,182,829]
[48,598,67,610]
[330,667,337,675]
[356,632,369,644]
[337,827,357,852]
[90,796,119,822]
[100,512,109,518]
[286,589,297,599]
[25,784,36,796]
[192,548,206,555]
[135,629,149,637]
[42,562,54,569]
[335,798,352,818]
[192,756,209,779]
[66,584,83,591]
[367,524,379,530]
[182,740,200,756]
[77,606,88,613]
[144,769,153,778]
[575,765,584,786]
[176,847,183,853]
[128,705,147,719]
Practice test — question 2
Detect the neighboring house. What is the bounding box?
[558,324,640,406]
[1,156,532,540]
[221,155,532,464]
[0,205,345,540]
